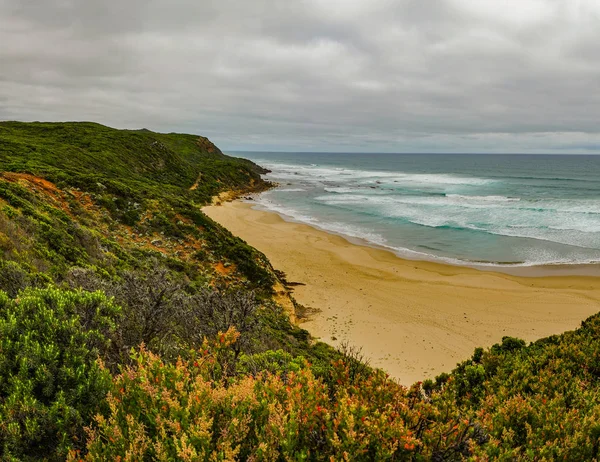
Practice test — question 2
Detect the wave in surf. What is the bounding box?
[264,163,495,187]
[248,155,600,266]
[252,196,600,267]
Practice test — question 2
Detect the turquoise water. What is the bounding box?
[232,152,600,267]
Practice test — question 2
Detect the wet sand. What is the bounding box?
[204,201,600,385]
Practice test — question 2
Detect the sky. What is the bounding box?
[1,0,600,153]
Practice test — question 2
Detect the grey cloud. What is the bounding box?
[1,0,600,152]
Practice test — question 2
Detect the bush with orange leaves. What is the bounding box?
[70,328,484,461]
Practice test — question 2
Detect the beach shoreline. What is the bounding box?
[248,198,600,278]
[203,200,600,385]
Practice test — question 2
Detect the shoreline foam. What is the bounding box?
[252,155,600,268]
[203,200,600,385]
[250,198,600,277]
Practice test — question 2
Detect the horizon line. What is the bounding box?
[227,150,600,156]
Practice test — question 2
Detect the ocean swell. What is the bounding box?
[250,155,600,266]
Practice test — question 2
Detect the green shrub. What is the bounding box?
[439,315,600,460]
[0,287,120,460]
[1,204,18,219]
[237,349,306,377]
[0,260,31,296]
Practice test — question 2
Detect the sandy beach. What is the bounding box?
[204,201,600,385]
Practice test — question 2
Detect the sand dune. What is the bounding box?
[204,201,600,385]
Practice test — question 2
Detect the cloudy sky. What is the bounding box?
[1,0,599,153]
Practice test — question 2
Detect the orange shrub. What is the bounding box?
[71,328,481,461]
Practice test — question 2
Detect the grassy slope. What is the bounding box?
[0,122,266,277]
[0,121,265,204]
[0,121,325,356]
[0,121,599,460]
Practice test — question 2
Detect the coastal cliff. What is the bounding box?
[0,122,599,460]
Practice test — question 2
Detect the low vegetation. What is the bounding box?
[0,122,598,460]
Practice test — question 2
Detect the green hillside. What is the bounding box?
[0,121,265,205]
[0,121,277,286]
[0,122,599,461]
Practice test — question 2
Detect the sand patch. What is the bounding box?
[204,201,600,385]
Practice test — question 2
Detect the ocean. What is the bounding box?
[231,152,600,268]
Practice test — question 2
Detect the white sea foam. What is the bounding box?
[323,187,357,194]
[253,197,389,247]
[255,157,600,265]
[386,173,493,186]
[318,193,600,221]
[314,193,600,244]
[445,194,520,202]
[318,194,515,208]
[264,163,495,187]
[253,197,600,267]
